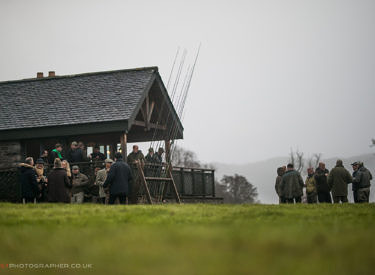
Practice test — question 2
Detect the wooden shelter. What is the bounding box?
[0,67,219,203]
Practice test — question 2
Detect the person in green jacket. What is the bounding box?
[280,163,304,203]
[305,167,317,204]
[327,159,352,203]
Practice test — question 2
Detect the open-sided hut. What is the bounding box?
[0,67,219,203]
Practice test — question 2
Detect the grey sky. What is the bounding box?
[1,0,374,164]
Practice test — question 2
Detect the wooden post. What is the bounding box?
[165,140,171,163]
[120,133,127,162]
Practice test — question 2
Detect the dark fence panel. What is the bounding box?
[0,168,20,202]
[0,163,216,202]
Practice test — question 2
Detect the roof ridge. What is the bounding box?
[0,66,158,85]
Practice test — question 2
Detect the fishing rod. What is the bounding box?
[169,44,201,164]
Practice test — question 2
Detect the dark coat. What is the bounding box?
[47,168,72,203]
[352,166,372,190]
[66,148,84,163]
[19,164,39,199]
[328,165,352,197]
[314,168,330,193]
[280,170,304,199]
[103,159,133,195]
[49,150,63,163]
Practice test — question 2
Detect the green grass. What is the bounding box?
[0,203,374,275]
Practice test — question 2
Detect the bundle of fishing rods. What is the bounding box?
[148,44,201,166]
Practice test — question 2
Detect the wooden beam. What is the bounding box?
[147,101,155,124]
[120,133,127,162]
[133,120,166,130]
[165,140,171,163]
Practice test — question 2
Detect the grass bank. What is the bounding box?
[0,203,374,274]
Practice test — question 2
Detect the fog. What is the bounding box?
[1,0,374,164]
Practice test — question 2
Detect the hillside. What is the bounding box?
[213,153,375,204]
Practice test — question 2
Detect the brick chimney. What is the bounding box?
[48,71,55,77]
[36,72,44,78]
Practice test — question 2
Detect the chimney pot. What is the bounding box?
[48,71,55,77]
[37,72,43,78]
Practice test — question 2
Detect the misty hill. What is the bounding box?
[212,153,375,204]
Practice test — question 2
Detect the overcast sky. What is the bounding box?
[1,0,374,164]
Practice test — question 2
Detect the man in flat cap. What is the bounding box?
[71,165,89,204]
[96,158,114,204]
[352,161,372,203]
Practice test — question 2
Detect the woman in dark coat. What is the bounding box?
[47,158,72,203]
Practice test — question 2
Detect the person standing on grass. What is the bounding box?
[314,162,332,203]
[19,157,38,204]
[71,165,89,204]
[328,159,352,203]
[352,161,372,203]
[96,159,114,204]
[275,166,286,204]
[305,167,318,204]
[280,163,304,203]
[103,152,133,205]
[351,162,360,203]
[47,158,72,203]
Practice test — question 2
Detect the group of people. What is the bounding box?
[19,141,166,205]
[275,160,373,204]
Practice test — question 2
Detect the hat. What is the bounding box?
[71,141,78,146]
[158,147,165,153]
[148,148,154,152]
[105,158,114,163]
[72,165,79,170]
[351,162,359,166]
[36,158,44,164]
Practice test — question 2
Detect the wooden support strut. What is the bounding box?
[136,161,153,204]
[120,133,127,162]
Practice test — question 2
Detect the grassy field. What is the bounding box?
[0,203,374,275]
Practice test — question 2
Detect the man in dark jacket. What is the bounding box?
[351,162,360,203]
[47,158,72,203]
[328,159,352,203]
[314,162,332,203]
[103,152,133,204]
[352,162,372,203]
[127,145,145,165]
[19,157,38,204]
[66,141,84,164]
[280,163,304,203]
[275,166,286,204]
[90,145,106,162]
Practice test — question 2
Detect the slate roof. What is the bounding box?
[0,67,158,131]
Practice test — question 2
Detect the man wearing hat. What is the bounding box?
[145,148,155,163]
[71,165,89,204]
[352,161,372,203]
[96,158,114,204]
[154,147,165,164]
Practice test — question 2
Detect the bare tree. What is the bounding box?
[289,148,304,173]
[307,153,322,169]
